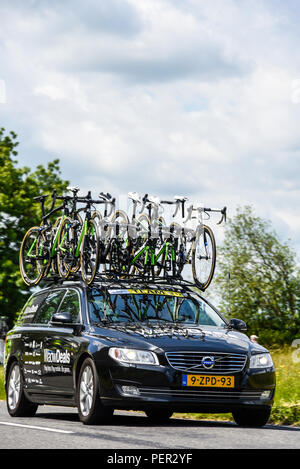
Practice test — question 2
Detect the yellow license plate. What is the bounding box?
[182,374,235,388]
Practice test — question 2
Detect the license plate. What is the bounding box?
[182,374,235,388]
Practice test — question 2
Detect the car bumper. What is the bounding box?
[99,363,276,412]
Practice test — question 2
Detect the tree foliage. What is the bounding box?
[214,206,300,345]
[0,128,69,326]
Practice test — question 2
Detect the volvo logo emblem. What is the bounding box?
[201,356,215,369]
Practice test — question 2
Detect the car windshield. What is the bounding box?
[87,288,226,327]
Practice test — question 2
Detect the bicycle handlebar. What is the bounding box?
[203,206,227,224]
[140,194,188,219]
[183,205,227,224]
[161,197,188,218]
[34,189,116,220]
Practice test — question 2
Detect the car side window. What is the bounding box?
[33,290,66,324]
[17,292,49,325]
[57,289,81,323]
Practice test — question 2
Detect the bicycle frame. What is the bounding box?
[49,215,67,257]
[129,235,177,275]
[58,217,90,259]
[59,198,96,254]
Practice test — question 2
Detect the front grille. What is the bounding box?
[166,351,247,374]
[139,387,263,401]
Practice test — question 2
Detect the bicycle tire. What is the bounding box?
[19,227,48,286]
[80,219,100,285]
[45,216,61,277]
[129,213,151,277]
[57,214,83,279]
[153,217,167,277]
[191,225,216,290]
[105,210,130,277]
[154,219,183,278]
[68,214,83,274]
[91,210,102,226]
[56,216,75,279]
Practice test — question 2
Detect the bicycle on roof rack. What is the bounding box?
[19,188,106,286]
[19,188,226,290]
[19,187,81,286]
[56,190,114,285]
[98,193,226,290]
[135,195,226,290]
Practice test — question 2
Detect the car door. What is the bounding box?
[19,291,51,393]
[41,288,83,396]
[28,289,67,394]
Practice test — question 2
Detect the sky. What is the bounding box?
[1,0,300,257]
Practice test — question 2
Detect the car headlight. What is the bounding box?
[249,353,273,369]
[108,347,159,365]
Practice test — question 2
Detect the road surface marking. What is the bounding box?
[0,421,74,434]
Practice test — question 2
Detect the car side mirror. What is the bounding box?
[230,318,247,332]
[51,311,73,325]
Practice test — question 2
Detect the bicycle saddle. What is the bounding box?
[174,196,188,202]
[147,195,160,205]
[128,192,141,203]
[67,186,80,194]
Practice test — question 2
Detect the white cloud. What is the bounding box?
[1,0,300,255]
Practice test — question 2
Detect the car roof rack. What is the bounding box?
[40,273,83,287]
[40,272,202,294]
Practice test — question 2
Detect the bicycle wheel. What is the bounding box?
[57,217,75,279]
[129,213,151,276]
[154,220,180,278]
[191,225,216,290]
[80,219,100,284]
[172,222,187,277]
[68,214,83,274]
[19,227,49,286]
[46,216,61,276]
[91,210,102,227]
[105,210,130,277]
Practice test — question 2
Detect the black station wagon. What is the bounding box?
[4,280,276,426]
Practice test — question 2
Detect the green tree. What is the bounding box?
[0,128,69,326]
[214,206,300,346]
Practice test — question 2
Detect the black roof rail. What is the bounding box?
[39,272,202,293]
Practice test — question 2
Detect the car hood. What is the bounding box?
[87,322,267,355]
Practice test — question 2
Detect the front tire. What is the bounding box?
[77,358,113,425]
[232,407,271,427]
[6,362,38,417]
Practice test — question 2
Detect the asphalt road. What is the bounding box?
[0,401,299,450]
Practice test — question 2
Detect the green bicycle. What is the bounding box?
[119,194,178,279]
[57,191,102,284]
[19,189,79,286]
